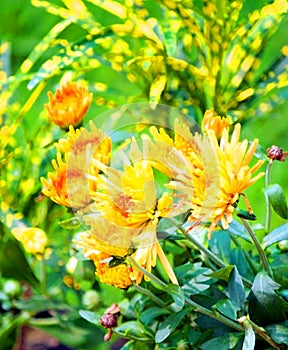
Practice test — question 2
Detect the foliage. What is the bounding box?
[1,0,288,349]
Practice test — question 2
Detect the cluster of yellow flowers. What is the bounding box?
[41,81,264,289]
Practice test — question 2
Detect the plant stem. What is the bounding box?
[229,233,258,276]
[265,160,273,233]
[166,218,226,268]
[132,284,167,308]
[166,218,253,287]
[127,256,243,332]
[241,218,273,278]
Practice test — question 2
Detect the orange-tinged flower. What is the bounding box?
[41,123,112,208]
[202,108,231,138]
[76,145,180,286]
[94,252,134,289]
[45,81,92,129]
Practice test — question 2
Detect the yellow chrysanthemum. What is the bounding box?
[202,123,264,234]
[41,153,71,207]
[12,227,47,254]
[45,81,92,129]
[93,252,134,289]
[147,119,263,237]
[81,149,179,285]
[201,108,231,138]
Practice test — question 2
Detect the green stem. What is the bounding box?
[166,218,253,287]
[229,233,258,276]
[166,218,226,268]
[133,284,168,308]
[127,256,243,332]
[241,219,273,278]
[265,160,273,233]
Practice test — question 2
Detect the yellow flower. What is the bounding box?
[202,123,264,234]
[41,123,112,208]
[93,252,134,289]
[41,152,71,207]
[12,227,47,254]
[45,81,92,129]
[147,119,264,237]
[202,108,231,138]
[79,147,179,286]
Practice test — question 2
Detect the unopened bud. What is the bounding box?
[100,313,118,329]
[267,145,285,161]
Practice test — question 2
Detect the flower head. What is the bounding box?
[12,227,47,255]
[41,123,111,208]
[202,108,231,138]
[45,81,92,129]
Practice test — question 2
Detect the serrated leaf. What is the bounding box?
[263,222,288,248]
[58,217,81,230]
[248,271,288,326]
[265,322,288,346]
[228,266,245,311]
[264,184,288,219]
[165,283,185,309]
[155,308,191,343]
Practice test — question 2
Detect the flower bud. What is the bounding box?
[267,145,285,161]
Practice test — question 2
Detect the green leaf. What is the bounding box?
[140,307,169,325]
[228,220,251,243]
[242,319,255,350]
[263,222,288,248]
[248,271,288,326]
[0,237,39,289]
[265,322,288,346]
[209,230,231,261]
[165,283,185,309]
[214,299,240,320]
[79,310,101,326]
[58,217,81,230]
[114,321,154,341]
[108,256,126,267]
[228,266,246,311]
[200,333,243,350]
[0,312,30,350]
[264,184,288,219]
[206,265,234,282]
[155,308,191,343]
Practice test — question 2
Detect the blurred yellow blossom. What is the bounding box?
[45,81,92,129]
[12,227,47,255]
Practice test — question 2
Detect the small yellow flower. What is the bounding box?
[41,153,71,207]
[202,108,231,138]
[12,227,47,254]
[45,81,92,129]
[93,252,134,289]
